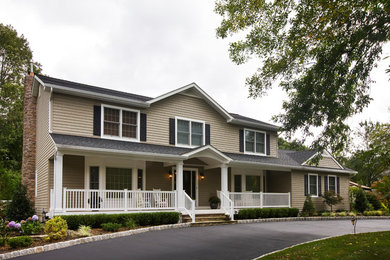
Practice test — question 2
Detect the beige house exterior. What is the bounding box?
[22,74,355,222]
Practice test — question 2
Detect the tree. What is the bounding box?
[354,188,369,213]
[5,185,34,221]
[322,190,343,212]
[278,137,308,151]
[301,195,316,216]
[0,24,41,198]
[372,176,390,207]
[215,0,390,154]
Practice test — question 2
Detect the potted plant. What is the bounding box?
[209,196,221,209]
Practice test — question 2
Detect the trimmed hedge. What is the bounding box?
[60,212,180,230]
[8,236,33,249]
[236,207,299,220]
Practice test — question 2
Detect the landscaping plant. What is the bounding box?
[7,236,33,249]
[77,225,91,237]
[101,222,121,232]
[21,215,42,235]
[354,188,369,213]
[301,195,316,216]
[43,216,68,241]
[322,191,343,212]
[125,219,137,229]
[5,185,34,221]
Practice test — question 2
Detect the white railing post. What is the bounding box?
[260,191,263,208]
[62,187,67,211]
[175,190,178,210]
[124,189,128,211]
[288,192,291,208]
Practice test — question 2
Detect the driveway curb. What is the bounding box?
[0,223,191,260]
[237,215,389,224]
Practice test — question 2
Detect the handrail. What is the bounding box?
[182,191,195,223]
[220,191,234,221]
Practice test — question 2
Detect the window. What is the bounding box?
[328,175,336,192]
[102,105,139,140]
[244,129,266,155]
[246,175,261,192]
[234,175,242,192]
[308,174,318,196]
[176,118,204,147]
[106,167,132,190]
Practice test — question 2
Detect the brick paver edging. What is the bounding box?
[237,215,389,224]
[0,223,191,259]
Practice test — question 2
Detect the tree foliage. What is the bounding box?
[322,190,343,212]
[354,188,369,213]
[372,176,390,207]
[215,0,390,154]
[278,137,308,151]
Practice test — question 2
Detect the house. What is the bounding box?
[22,73,355,222]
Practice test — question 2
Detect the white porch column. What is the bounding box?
[176,161,184,209]
[221,164,228,194]
[54,152,64,214]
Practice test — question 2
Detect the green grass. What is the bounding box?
[261,231,390,260]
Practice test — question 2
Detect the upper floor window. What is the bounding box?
[102,105,139,140]
[176,117,204,147]
[244,129,266,155]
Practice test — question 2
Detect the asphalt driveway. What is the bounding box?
[16,219,390,260]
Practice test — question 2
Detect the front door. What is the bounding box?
[183,170,196,200]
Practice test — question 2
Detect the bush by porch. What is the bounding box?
[236,207,299,219]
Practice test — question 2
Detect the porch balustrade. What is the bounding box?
[229,192,291,208]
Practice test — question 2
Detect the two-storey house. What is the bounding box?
[22,73,355,222]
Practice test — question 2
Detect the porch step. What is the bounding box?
[182,213,233,224]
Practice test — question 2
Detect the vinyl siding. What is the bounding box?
[35,85,56,212]
[318,157,342,169]
[291,171,350,210]
[63,155,85,189]
[145,162,172,191]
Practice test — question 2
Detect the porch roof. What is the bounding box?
[51,133,355,174]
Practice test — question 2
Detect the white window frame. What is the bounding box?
[244,128,267,156]
[101,104,140,142]
[175,116,205,148]
[328,175,337,192]
[308,173,319,197]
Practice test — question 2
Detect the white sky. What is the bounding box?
[1,0,389,145]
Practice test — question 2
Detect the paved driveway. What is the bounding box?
[16,219,390,260]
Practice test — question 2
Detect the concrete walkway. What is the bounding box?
[16,219,390,260]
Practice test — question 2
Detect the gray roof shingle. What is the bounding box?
[229,113,279,129]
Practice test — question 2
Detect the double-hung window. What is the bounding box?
[328,175,337,192]
[244,129,266,155]
[176,118,204,147]
[308,174,318,196]
[102,105,139,140]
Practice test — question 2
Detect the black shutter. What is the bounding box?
[169,118,175,145]
[205,124,210,145]
[337,176,340,195]
[324,176,328,192]
[304,174,308,196]
[266,134,270,155]
[318,176,322,196]
[93,105,101,136]
[140,113,147,141]
[239,129,244,152]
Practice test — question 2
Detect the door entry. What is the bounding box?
[183,170,196,200]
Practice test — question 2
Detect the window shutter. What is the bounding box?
[266,134,271,155]
[324,176,328,192]
[318,176,322,196]
[205,124,210,145]
[337,176,340,195]
[169,118,175,145]
[93,105,101,136]
[304,174,308,196]
[140,113,147,141]
[239,129,244,152]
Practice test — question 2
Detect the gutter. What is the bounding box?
[228,118,279,131]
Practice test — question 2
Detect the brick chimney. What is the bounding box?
[22,74,37,205]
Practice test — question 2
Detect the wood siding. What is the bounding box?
[291,171,350,210]
[35,86,56,212]
[318,157,342,169]
[63,155,85,189]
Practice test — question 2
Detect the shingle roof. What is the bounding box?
[37,74,152,102]
[229,113,279,129]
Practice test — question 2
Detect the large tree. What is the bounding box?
[0,24,41,199]
[215,0,390,154]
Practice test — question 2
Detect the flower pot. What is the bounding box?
[210,203,218,209]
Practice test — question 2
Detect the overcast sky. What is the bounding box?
[1,0,389,144]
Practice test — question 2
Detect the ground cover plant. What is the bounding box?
[260,231,390,259]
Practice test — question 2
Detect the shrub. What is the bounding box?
[8,236,33,249]
[301,195,316,216]
[354,188,369,213]
[44,216,68,241]
[77,225,91,237]
[348,212,356,217]
[366,192,382,210]
[0,238,5,246]
[101,222,121,232]
[330,212,336,217]
[288,208,299,217]
[236,208,299,219]
[5,185,34,221]
[61,212,180,230]
[338,212,346,216]
[322,191,343,212]
[125,219,137,229]
[21,216,43,235]
[321,212,330,216]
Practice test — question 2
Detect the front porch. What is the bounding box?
[49,147,292,222]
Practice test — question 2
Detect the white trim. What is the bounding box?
[175,116,205,148]
[308,173,319,197]
[48,87,53,133]
[171,167,199,207]
[181,145,232,163]
[327,175,337,192]
[302,151,344,169]
[147,83,233,120]
[243,128,267,156]
[35,170,38,198]
[101,104,140,142]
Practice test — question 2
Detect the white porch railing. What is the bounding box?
[182,191,195,223]
[229,192,290,208]
[220,191,234,220]
[62,188,176,211]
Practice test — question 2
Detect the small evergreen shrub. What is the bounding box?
[125,219,137,229]
[366,192,382,210]
[77,225,91,237]
[301,195,316,216]
[5,185,34,221]
[236,207,299,219]
[0,238,5,246]
[101,222,121,232]
[337,212,346,216]
[321,212,330,216]
[354,188,369,213]
[8,236,33,248]
[44,216,68,241]
[348,212,356,216]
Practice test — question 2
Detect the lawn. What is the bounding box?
[261,231,390,259]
